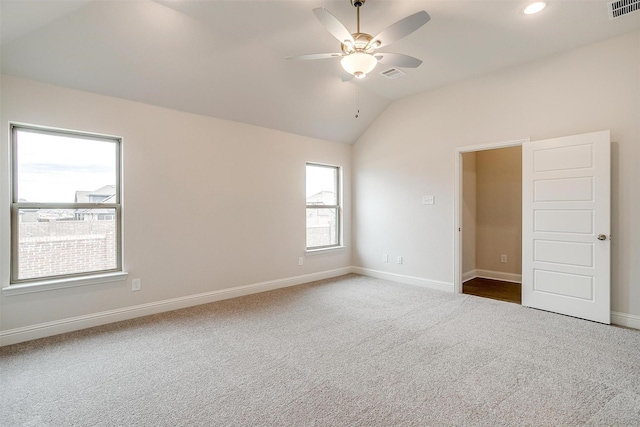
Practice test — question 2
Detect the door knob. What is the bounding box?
[597,234,607,241]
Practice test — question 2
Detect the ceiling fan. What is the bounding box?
[286,0,430,80]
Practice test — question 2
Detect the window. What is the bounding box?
[306,163,341,250]
[10,124,122,284]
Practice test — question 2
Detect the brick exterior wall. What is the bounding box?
[18,220,116,280]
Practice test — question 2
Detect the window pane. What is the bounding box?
[16,208,117,280]
[15,130,116,203]
[306,164,337,205]
[306,207,338,248]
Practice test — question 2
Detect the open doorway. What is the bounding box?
[455,132,610,321]
[456,143,524,304]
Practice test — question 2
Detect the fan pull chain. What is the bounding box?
[355,88,360,119]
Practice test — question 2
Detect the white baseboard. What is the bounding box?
[611,311,640,330]
[464,269,522,284]
[462,270,476,282]
[3,267,635,347]
[0,267,352,347]
[351,267,454,293]
[464,272,636,330]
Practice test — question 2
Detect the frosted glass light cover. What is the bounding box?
[341,53,377,76]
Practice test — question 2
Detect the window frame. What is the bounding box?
[305,162,342,251]
[9,123,124,285]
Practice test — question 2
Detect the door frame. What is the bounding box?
[453,137,529,294]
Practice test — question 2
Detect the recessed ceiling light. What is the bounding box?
[524,2,547,15]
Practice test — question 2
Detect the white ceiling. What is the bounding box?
[1,1,639,144]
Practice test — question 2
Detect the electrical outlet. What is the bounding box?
[501,254,507,263]
[397,256,403,264]
[132,278,141,291]
[422,195,435,205]
[383,254,388,262]
[298,257,304,266]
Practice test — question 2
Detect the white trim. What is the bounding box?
[462,269,522,284]
[305,246,347,255]
[1,267,636,347]
[2,272,129,296]
[352,267,454,293]
[0,267,351,347]
[453,137,529,295]
[611,311,640,330]
[462,270,476,282]
[457,139,527,153]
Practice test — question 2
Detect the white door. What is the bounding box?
[522,130,610,324]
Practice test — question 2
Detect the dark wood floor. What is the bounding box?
[463,277,521,304]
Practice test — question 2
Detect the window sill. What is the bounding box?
[305,246,347,255]
[2,272,129,296]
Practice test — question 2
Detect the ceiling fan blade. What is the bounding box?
[286,53,343,61]
[374,52,423,68]
[313,7,355,45]
[368,11,430,49]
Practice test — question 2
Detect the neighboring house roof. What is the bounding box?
[306,191,336,205]
[75,185,116,203]
[75,185,116,216]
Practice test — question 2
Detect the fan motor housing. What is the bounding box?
[341,33,375,54]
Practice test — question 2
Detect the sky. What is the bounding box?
[16,130,116,203]
[306,164,337,199]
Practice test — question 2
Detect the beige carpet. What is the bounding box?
[2,274,640,426]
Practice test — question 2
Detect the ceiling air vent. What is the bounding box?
[380,68,406,79]
[608,0,639,19]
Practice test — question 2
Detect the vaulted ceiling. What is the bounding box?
[2,1,639,144]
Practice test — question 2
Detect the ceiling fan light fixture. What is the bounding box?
[287,4,429,80]
[341,52,377,77]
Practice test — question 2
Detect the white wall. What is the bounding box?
[353,30,640,323]
[0,75,351,341]
[461,152,476,276]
